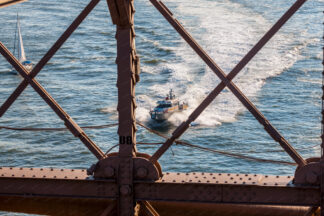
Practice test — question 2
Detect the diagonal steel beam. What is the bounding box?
[149,0,307,166]
[0,42,105,160]
[0,0,101,118]
[0,0,27,8]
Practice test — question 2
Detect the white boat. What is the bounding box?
[150,89,188,122]
[12,13,32,72]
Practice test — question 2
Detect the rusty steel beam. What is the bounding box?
[0,168,319,209]
[0,43,105,160]
[0,197,115,216]
[0,0,101,118]
[0,197,315,216]
[0,0,27,8]
[321,22,324,216]
[109,0,138,214]
[149,0,307,167]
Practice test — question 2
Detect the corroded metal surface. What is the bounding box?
[0,168,319,207]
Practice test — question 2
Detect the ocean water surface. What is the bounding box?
[0,0,323,188]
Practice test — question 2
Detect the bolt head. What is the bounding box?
[306,171,318,184]
[136,167,148,178]
[120,185,131,196]
[104,166,115,178]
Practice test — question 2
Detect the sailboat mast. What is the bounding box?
[17,13,26,63]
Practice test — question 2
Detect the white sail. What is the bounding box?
[17,16,26,63]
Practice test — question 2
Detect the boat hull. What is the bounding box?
[150,111,173,122]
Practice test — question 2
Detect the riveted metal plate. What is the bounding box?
[159,172,292,186]
[135,172,319,206]
[0,167,88,180]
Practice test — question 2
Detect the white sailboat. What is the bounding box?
[12,13,32,73]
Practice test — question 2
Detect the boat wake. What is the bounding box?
[134,0,313,127]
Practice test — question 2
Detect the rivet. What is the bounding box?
[236,174,239,176]
[230,177,233,180]
[136,167,147,179]
[248,178,251,180]
[1,174,3,177]
[54,176,57,178]
[177,173,180,175]
[104,166,115,178]
[71,169,74,172]
[20,168,23,170]
[252,182,255,184]
[30,168,33,170]
[120,185,131,196]
[22,175,25,177]
[61,169,64,171]
[64,176,67,179]
[173,180,176,183]
[265,175,268,178]
[225,181,228,183]
[306,172,318,184]
[234,181,237,184]
[207,180,210,183]
[32,175,35,178]
[254,174,257,177]
[219,173,222,176]
[75,177,78,179]
[82,170,85,172]
[40,168,43,171]
[288,176,291,179]
[10,167,12,170]
[50,168,53,171]
[227,174,230,176]
[43,175,46,178]
[213,177,216,179]
[276,176,279,178]
[11,174,14,177]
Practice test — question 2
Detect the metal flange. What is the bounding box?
[294,157,321,185]
[90,152,162,181]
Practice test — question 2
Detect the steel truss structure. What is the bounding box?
[0,0,322,215]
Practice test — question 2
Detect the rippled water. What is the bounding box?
[0,0,322,187]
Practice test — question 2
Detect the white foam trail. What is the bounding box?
[134,0,312,126]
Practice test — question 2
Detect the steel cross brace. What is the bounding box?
[149,0,307,167]
[0,0,105,160]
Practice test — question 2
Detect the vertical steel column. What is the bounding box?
[113,0,137,215]
[321,12,324,215]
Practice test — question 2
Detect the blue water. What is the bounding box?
[0,0,322,186]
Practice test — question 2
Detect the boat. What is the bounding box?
[12,13,32,72]
[150,89,188,122]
